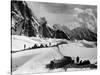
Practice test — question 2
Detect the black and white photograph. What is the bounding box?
[11,0,97,74]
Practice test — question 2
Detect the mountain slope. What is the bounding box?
[52,24,97,41]
[70,27,97,41]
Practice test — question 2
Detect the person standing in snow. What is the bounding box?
[76,56,80,64]
[24,44,26,50]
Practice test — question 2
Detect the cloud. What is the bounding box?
[74,8,84,13]
[73,8,97,33]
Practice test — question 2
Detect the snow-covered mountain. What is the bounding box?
[11,0,97,42]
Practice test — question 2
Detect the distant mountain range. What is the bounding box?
[11,0,97,42]
[43,24,97,41]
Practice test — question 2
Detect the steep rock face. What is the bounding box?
[39,21,54,38]
[21,20,37,37]
[11,0,38,37]
[38,19,70,39]
[52,24,71,40]
[55,30,70,40]
[39,24,70,40]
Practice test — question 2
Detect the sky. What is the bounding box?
[26,1,97,28]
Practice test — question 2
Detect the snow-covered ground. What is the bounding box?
[11,35,97,75]
[12,35,66,51]
[12,47,63,74]
[59,44,97,64]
